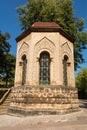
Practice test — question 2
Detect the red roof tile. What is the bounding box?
[32,22,60,27]
[16,22,75,43]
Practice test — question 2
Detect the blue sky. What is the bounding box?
[0,0,87,73]
[73,0,87,73]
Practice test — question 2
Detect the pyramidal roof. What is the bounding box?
[16,22,75,43]
[32,22,60,27]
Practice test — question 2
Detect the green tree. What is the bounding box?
[0,32,16,86]
[0,32,11,75]
[1,53,16,86]
[76,69,87,99]
[17,0,87,70]
[0,32,10,59]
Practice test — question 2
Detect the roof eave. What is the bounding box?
[16,26,75,43]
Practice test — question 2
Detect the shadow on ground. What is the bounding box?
[79,99,87,108]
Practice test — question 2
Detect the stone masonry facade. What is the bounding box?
[8,86,79,116]
[8,22,79,116]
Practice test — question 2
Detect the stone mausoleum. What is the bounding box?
[9,22,79,116]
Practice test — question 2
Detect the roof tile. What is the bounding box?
[32,22,60,27]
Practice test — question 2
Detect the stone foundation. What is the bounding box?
[8,86,79,116]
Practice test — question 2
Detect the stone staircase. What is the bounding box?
[0,89,11,114]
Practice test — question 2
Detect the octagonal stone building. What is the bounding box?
[9,22,79,115]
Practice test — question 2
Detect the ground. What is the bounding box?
[0,100,87,130]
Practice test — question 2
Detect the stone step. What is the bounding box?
[0,90,11,114]
[0,99,11,105]
[0,105,10,109]
[0,107,9,114]
[0,107,7,110]
[0,105,10,110]
[1,99,10,103]
[0,110,7,113]
[0,107,8,109]
[0,110,9,114]
[0,110,7,114]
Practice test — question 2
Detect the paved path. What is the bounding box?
[0,100,87,130]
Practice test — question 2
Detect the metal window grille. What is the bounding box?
[22,55,27,85]
[39,52,50,85]
[63,55,68,86]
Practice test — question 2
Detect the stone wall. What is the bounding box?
[8,86,79,116]
[15,32,75,87]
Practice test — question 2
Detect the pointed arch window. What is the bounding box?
[63,55,68,86]
[22,55,27,85]
[39,51,50,85]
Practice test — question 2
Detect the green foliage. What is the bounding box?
[1,53,16,86]
[17,0,87,70]
[17,0,75,33]
[0,53,16,86]
[0,32,16,86]
[0,32,10,56]
[76,69,87,99]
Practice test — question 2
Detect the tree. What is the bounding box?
[76,69,87,99]
[1,53,16,86]
[17,0,87,70]
[0,32,15,86]
[0,32,11,75]
[0,32,10,60]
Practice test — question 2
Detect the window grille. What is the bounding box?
[39,52,50,85]
[22,55,27,85]
[63,55,68,86]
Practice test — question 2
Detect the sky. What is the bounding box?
[0,0,87,74]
